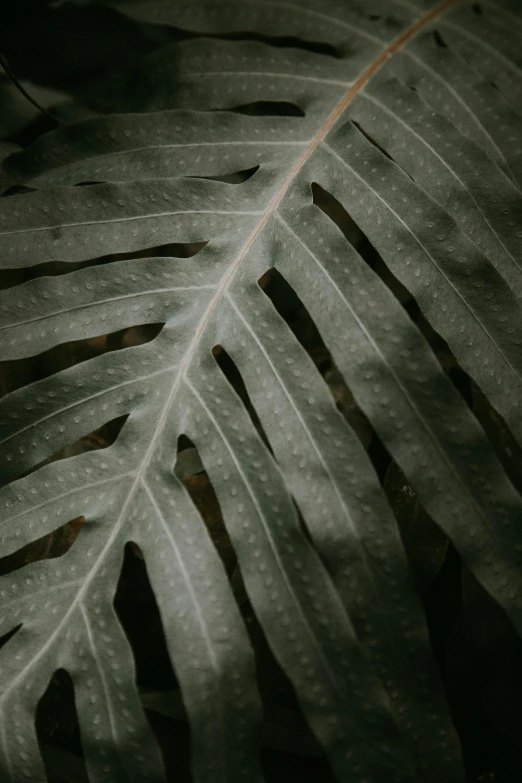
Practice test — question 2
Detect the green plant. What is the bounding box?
[0,1,521,781]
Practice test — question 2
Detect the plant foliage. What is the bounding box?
[0,0,521,781]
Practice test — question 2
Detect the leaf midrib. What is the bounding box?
[0,0,463,706]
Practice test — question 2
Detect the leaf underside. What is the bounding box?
[0,0,521,781]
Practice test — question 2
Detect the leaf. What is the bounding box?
[1,1,521,781]
[140,688,323,757]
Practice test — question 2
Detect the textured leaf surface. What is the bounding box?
[1,1,521,781]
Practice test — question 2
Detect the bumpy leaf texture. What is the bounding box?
[0,0,521,781]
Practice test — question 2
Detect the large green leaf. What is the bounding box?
[1,1,521,781]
